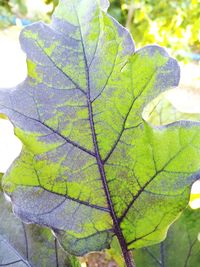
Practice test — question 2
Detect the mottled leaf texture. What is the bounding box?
[134,207,200,267]
[0,176,80,267]
[1,0,200,260]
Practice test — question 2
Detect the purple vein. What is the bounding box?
[91,44,119,103]
[103,96,141,163]
[74,7,133,264]
[103,68,158,163]
[34,171,109,212]
[88,14,101,68]
[35,40,86,96]
[119,148,185,223]
[0,260,23,266]
[127,216,163,247]
[1,103,95,157]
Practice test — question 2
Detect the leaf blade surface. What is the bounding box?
[0,0,200,256]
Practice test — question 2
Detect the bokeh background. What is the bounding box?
[0,1,199,265]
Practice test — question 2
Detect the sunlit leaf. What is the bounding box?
[0,0,200,262]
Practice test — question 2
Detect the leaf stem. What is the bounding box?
[22,222,29,260]
[120,246,136,267]
[86,41,136,267]
[54,238,59,267]
[0,260,23,266]
[160,242,165,267]
[184,238,197,267]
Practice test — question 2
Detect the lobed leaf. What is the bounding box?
[0,0,200,258]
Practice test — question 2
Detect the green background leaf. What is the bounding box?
[143,92,200,126]
[0,174,80,267]
[134,207,200,267]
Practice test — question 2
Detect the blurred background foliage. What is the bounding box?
[0,0,27,28]
[0,0,200,60]
[109,0,200,60]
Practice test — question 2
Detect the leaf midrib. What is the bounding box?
[73,5,131,254]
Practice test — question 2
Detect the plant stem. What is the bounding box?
[120,247,135,267]
[54,238,59,267]
[160,242,165,267]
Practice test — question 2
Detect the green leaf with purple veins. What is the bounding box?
[0,0,200,263]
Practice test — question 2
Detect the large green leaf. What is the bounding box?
[0,0,200,261]
[0,176,80,267]
[134,207,200,267]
